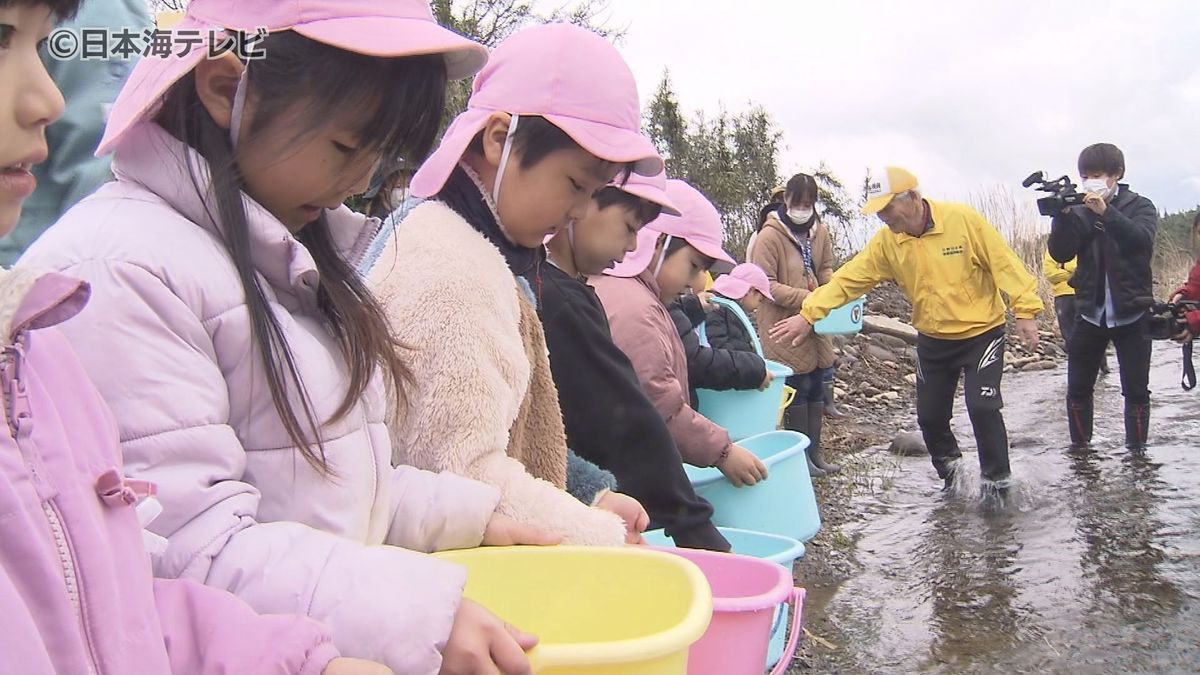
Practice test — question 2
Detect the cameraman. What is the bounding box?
[1169,212,1200,340]
[1047,143,1158,450]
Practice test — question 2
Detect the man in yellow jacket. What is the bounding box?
[770,167,1043,492]
[1043,252,1108,375]
[1043,250,1077,335]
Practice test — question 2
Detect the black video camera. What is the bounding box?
[1023,171,1090,217]
[1147,300,1199,341]
[1148,300,1200,391]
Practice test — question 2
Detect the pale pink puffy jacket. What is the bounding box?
[21,123,503,674]
[0,266,338,674]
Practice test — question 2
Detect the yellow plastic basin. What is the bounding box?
[435,546,713,674]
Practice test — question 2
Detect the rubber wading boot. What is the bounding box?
[1124,401,1150,451]
[807,401,842,474]
[1067,398,1094,449]
[784,401,826,478]
[823,380,847,419]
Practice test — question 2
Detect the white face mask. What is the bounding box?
[1081,177,1112,198]
[787,207,814,223]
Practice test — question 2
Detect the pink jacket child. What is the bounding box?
[0,266,341,674]
[20,1,524,672]
[590,180,749,470]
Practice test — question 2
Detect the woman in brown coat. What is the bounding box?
[751,173,841,476]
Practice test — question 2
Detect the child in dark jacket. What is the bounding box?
[668,263,773,408]
[707,263,774,354]
[534,173,730,551]
[669,295,767,402]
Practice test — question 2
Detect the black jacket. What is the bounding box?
[705,302,758,354]
[1048,185,1157,321]
[667,294,768,408]
[529,264,728,550]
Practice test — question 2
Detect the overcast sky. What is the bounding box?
[594,0,1200,215]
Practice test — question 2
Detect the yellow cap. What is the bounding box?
[769,185,786,203]
[862,166,919,215]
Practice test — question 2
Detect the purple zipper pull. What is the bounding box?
[1,339,32,438]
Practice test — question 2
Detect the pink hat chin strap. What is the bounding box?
[492,113,520,206]
[651,234,673,279]
[229,63,249,150]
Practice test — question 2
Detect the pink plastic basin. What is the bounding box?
[649,546,805,675]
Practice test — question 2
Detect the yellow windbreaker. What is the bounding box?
[800,199,1043,340]
[1042,250,1077,298]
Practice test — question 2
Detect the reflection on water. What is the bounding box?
[1068,451,1183,626]
[916,499,1045,670]
[807,343,1200,673]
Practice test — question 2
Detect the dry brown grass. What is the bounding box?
[1153,238,1195,298]
[969,186,1059,330]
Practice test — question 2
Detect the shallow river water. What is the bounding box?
[803,341,1200,673]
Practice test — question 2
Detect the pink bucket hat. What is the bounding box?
[540,168,678,245]
[409,23,663,199]
[606,179,734,278]
[712,263,775,301]
[97,0,488,156]
[613,170,681,217]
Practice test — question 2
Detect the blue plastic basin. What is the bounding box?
[814,296,865,336]
[696,360,793,442]
[684,430,821,543]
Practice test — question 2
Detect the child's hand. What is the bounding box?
[482,514,562,547]
[440,599,536,675]
[758,370,775,391]
[717,445,768,487]
[595,491,650,544]
[323,658,395,675]
[697,291,715,312]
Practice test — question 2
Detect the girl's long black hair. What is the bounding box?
[155,31,447,474]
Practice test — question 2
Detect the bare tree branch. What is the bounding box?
[148,0,188,11]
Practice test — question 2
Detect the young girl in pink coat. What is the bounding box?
[20,1,551,672]
[1,1,389,672]
[590,180,771,488]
